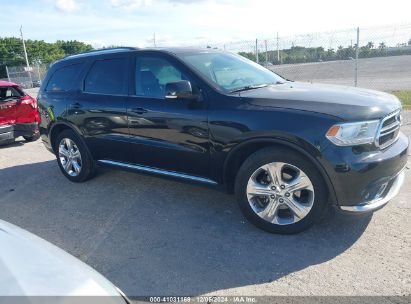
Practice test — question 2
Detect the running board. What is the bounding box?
[97,160,218,185]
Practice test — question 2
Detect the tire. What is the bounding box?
[234,147,328,234]
[23,133,40,142]
[55,130,95,182]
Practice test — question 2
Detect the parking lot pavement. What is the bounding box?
[0,114,410,297]
[272,55,411,91]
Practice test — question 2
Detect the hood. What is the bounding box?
[239,82,401,121]
[0,220,125,301]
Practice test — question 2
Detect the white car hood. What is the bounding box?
[0,219,124,301]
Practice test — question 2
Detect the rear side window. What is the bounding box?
[84,58,128,95]
[46,63,83,92]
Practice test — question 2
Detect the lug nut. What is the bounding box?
[270,195,275,199]
[280,185,286,189]
[271,186,276,191]
[285,192,290,197]
[279,198,284,203]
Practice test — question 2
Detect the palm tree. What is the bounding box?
[366,41,374,49]
[378,42,387,54]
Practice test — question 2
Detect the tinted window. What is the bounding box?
[136,57,186,98]
[84,58,128,95]
[46,63,83,92]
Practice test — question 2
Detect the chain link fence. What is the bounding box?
[201,24,411,92]
[0,64,48,89]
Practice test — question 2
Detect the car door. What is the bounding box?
[127,53,210,178]
[67,55,131,163]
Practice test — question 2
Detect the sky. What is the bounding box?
[1,0,411,48]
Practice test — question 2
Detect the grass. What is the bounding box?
[391,91,411,109]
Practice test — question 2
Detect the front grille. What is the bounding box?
[376,110,402,149]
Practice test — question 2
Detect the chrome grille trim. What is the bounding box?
[375,110,402,149]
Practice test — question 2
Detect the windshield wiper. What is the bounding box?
[229,82,282,93]
[230,84,268,93]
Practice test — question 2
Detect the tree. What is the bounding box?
[0,37,92,66]
[0,37,94,78]
[366,41,374,49]
[238,51,256,62]
[408,38,411,46]
[56,40,93,56]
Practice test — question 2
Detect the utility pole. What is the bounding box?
[20,26,30,69]
[153,33,156,47]
[20,25,33,87]
[265,40,268,67]
[5,66,10,82]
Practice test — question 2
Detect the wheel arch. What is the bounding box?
[222,137,337,204]
[49,122,87,154]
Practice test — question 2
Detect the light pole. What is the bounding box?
[20,25,33,87]
[20,26,30,69]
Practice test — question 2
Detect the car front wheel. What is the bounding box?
[235,147,328,234]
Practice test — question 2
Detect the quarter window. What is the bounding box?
[84,58,128,95]
[46,63,83,92]
[136,57,186,98]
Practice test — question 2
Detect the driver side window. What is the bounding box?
[135,56,185,98]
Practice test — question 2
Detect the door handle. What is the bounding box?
[70,102,82,109]
[131,107,148,114]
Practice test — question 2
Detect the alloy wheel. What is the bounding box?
[246,162,315,225]
[58,138,82,177]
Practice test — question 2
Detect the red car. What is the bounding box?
[0,81,40,145]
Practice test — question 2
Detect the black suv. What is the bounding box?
[38,47,408,234]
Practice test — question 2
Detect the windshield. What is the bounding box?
[178,52,285,92]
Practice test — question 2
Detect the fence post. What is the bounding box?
[255,39,259,63]
[36,63,42,84]
[265,40,268,67]
[5,66,10,82]
[277,32,280,63]
[355,27,359,87]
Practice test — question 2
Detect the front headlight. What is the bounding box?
[326,120,380,146]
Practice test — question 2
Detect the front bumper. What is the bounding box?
[321,132,409,213]
[340,169,405,213]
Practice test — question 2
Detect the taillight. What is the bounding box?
[20,95,37,109]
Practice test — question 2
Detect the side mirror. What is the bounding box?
[165,80,195,100]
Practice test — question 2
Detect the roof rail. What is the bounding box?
[64,47,139,59]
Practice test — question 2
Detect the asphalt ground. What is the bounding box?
[271,55,411,91]
[0,111,410,298]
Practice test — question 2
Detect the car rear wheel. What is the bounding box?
[55,130,95,182]
[234,147,328,234]
[23,134,40,142]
